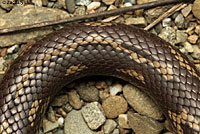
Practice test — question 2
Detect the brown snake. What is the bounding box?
[1,23,200,134]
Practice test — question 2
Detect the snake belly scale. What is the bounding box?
[0,23,200,134]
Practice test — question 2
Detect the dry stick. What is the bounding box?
[0,0,191,34]
[144,3,187,31]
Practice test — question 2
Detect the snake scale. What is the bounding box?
[0,23,200,134]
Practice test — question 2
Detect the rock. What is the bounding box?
[96,81,108,89]
[195,25,200,34]
[125,17,147,26]
[76,85,99,102]
[0,5,69,47]
[0,48,7,57]
[176,30,188,44]
[64,110,96,134]
[63,103,73,113]
[144,6,171,23]
[50,94,68,107]
[112,129,120,134]
[118,114,130,129]
[181,4,192,17]
[128,112,164,134]
[7,45,19,54]
[102,0,115,5]
[103,119,117,134]
[65,0,75,13]
[192,45,200,59]
[0,7,6,15]
[183,41,193,53]
[159,26,176,45]
[54,0,66,9]
[123,84,163,120]
[188,34,199,44]
[0,0,14,10]
[125,0,136,4]
[87,2,101,11]
[57,117,65,126]
[192,0,200,19]
[68,90,82,109]
[76,0,91,6]
[102,5,119,23]
[102,96,128,118]
[123,2,133,7]
[57,108,67,117]
[0,57,5,71]
[32,0,43,6]
[109,83,123,95]
[74,6,86,16]
[47,106,56,122]
[43,119,59,133]
[162,18,172,27]
[81,102,106,130]
[175,13,185,29]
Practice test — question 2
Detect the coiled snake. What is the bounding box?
[0,23,200,134]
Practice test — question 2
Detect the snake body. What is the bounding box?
[0,23,200,134]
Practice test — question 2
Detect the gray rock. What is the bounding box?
[123,84,163,120]
[50,94,68,107]
[176,30,188,44]
[125,0,136,4]
[175,13,185,29]
[144,6,171,23]
[63,103,73,113]
[47,106,56,122]
[128,112,164,134]
[162,18,171,27]
[159,26,176,45]
[103,119,117,134]
[81,102,106,130]
[64,110,96,134]
[43,119,59,133]
[0,5,69,47]
[181,4,192,17]
[76,85,99,102]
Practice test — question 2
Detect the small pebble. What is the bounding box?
[162,18,171,27]
[109,83,123,95]
[181,4,192,17]
[102,0,115,5]
[68,90,82,109]
[87,2,101,11]
[118,114,130,129]
[188,34,198,44]
[81,102,106,130]
[175,13,185,28]
[57,117,64,126]
[103,119,117,134]
[183,41,193,53]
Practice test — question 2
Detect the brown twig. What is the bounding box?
[0,0,191,34]
[144,3,187,31]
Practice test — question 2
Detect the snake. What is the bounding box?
[0,22,200,134]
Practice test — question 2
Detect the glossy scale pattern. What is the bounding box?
[1,23,200,134]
